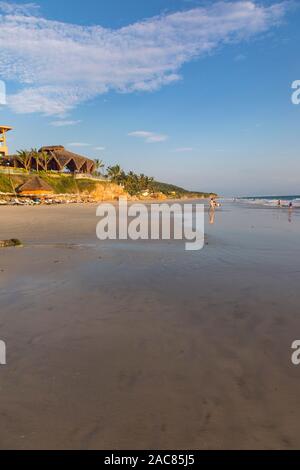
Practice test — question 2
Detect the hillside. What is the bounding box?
[0,173,108,194]
[0,172,216,199]
[151,180,217,198]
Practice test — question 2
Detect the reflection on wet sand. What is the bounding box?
[209,208,215,225]
[0,201,300,449]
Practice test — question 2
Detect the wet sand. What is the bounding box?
[0,202,300,449]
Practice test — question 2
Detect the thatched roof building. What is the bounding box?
[2,145,96,174]
[17,176,53,196]
[39,146,96,173]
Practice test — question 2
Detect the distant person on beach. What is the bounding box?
[210,197,221,209]
[288,202,293,223]
[209,198,216,224]
[210,198,215,210]
[277,199,281,207]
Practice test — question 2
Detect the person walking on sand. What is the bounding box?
[277,199,281,207]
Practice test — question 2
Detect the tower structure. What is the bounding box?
[0,125,12,156]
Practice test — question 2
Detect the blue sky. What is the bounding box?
[0,0,299,196]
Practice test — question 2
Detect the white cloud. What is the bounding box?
[51,120,81,127]
[174,147,193,152]
[128,131,168,143]
[94,146,105,151]
[0,1,289,115]
[67,142,91,147]
[0,1,39,15]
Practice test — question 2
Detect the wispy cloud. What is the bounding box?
[67,142,91,147]
[128,131,168,143]
[94,146,106,151]
[173,147,193,152]
[51,120,81,127]
[0,1,39,15]
[234,53,247,62]
[0,1,289,115]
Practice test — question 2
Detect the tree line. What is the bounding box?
[13,154,213,198]
[104,163,155,196]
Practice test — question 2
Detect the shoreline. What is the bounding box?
[0,193,212,206]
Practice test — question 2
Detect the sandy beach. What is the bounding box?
[1,201,300,449]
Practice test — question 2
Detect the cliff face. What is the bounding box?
[85,182,127,201]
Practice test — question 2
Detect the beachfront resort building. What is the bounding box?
[0,125,12,157]
[38,146,96,174]
[1,145,96,174]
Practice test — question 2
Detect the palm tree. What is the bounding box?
[107,164,123,181]
[17,150,32,173]
[139,174,149,189]
[40,150,50,172]
[143,175,154,191]
[30,148,41,173]
[94,159,105,175]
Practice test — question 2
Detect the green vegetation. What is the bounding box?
[0,173,15,193]
[94,159,105,176]
[40,173,79,193]
[151,180,216,198]
[4,147,217,198]
[106,166,153,195]
[16,148,50,172]
[16,150,32,172]
[107,164,216,198]
[0,172,108,195]
[0,159,217,198]
[107,164,123,182]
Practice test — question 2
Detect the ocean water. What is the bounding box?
[237,195,300,207]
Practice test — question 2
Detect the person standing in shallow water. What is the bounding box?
[209,197,217,225]
[288,203,293,223]
[210,198,216,210]
[277,199,281,207]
